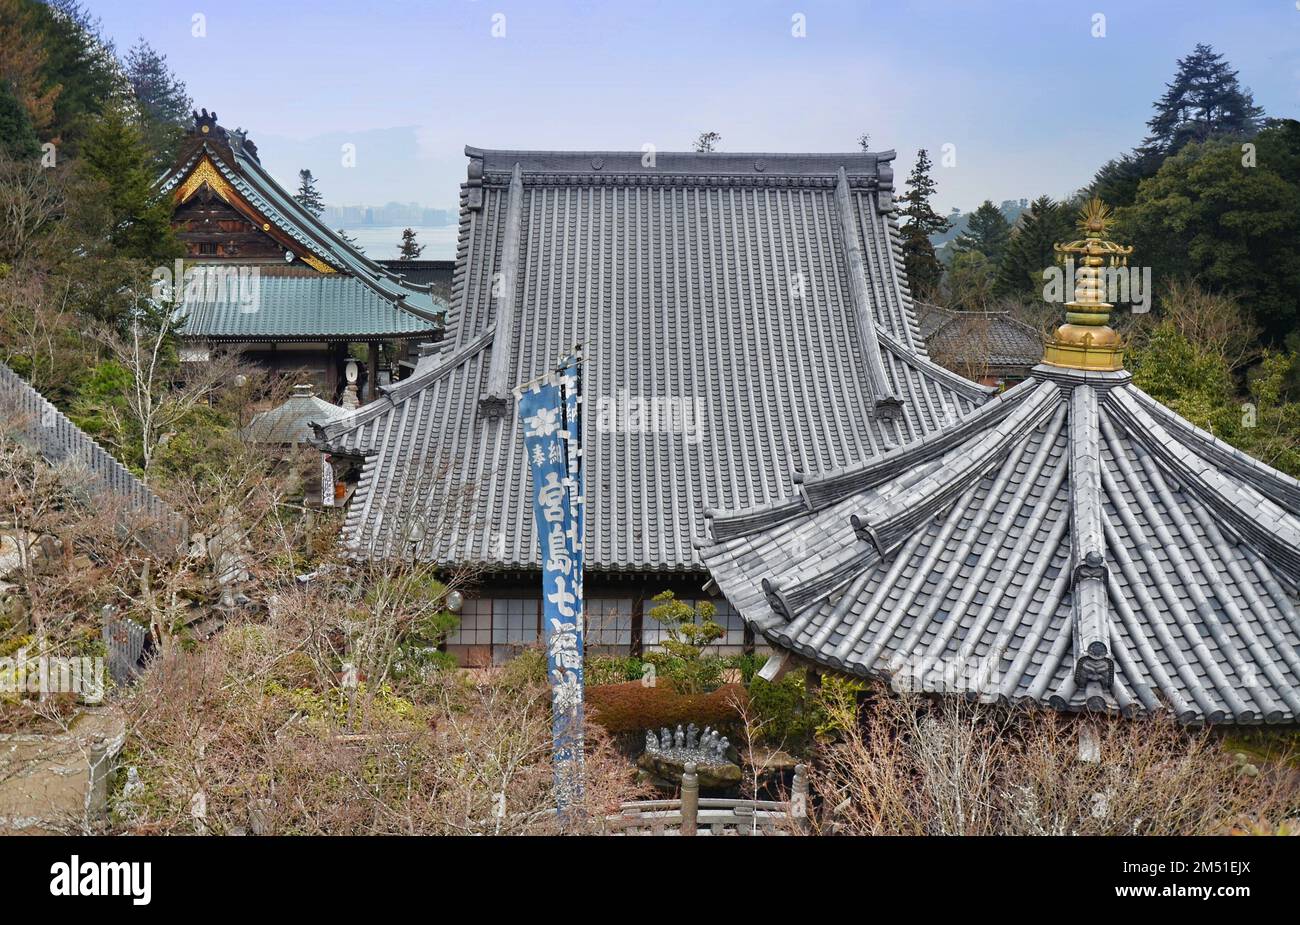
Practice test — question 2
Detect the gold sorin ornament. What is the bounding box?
[1042,198,1134,372]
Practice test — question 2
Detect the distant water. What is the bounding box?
[339,225,458,259]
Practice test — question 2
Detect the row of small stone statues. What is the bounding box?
[645,723,730,760]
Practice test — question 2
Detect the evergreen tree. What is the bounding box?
[79,101,177,260]
[995,196,1073,298]
[398,227,423,260]
[857,133,870,152]
[294,168,324,217]
[27,0,122,149]
[897,148,949,295]
[692,131,721,153]
[1118,120,1300,343]
[0,78,41,159]
[123,38,191,166]
[1140,43,1264,158]
[951,200,1011,265]
[336,228,360,249]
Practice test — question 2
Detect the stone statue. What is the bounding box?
[674,724,685,748]
[686,723,699,749]
[645,730,659,754]
[660,727,673,751]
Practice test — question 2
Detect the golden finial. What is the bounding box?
[1042,198,1133,372]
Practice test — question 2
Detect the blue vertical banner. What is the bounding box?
[516,349,585,815]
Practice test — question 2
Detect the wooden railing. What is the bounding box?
[607,763,809,836]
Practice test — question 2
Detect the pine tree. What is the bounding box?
[398,227,423,260]
[27,0,123,149]
[995,196,1073,298]
[294,169,324,218]
[693,131,721,153]
[897,148,949,296]
[857,133,870,152]
[123,38,191,166]
[79,101,177,260]
[0,78,41,160]
[951,200,1011,265]
[1141,43,1264,158]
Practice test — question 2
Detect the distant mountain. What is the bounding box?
[322,203,456,228]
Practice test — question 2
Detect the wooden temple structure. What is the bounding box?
[159,110,444,404]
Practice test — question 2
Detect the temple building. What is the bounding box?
[159,111,444,402]
[700,201,1300,724]
[314,145,995,665]
[915,301,1043,388]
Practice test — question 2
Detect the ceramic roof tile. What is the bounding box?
[317,146,996,571]
[701,363,1300,724]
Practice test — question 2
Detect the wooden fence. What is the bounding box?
[607,763,809,836]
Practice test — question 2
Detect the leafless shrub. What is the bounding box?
[117,610,640,835]
[814,690,1300,836]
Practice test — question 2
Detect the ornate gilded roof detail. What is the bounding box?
[300,254,337,274]
[1043,198,1133,372]
[175,156,235,205]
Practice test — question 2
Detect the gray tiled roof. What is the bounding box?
[315,146,995,571]
[701,363,1300,725]
[242,384,350,444]
[927,309,1043,371]
[177,270,439,341]
[377,259,455,290]
[915,303,1043,372]
[0,362,185,541]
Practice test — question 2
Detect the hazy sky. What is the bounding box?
[93,0,1298,216]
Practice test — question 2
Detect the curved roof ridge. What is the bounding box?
[1123,384,1300,511]
[877,328,997,401]
[313,326,494,446]
[795,375,1038,513]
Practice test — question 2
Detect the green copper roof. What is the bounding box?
[177,271,441,341]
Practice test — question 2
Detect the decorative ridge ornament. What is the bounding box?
[1043,198,1133,372]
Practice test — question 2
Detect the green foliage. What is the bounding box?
[1117,122,1300,342]
[26,0,124,150]
[294,169,325,218]
[0,79,40,160]
[744,670,869,755]
[79,101,179,260]
[584,654,646,687]
[643,590,724,694]
[123,39,191,168]
[943,250,995,312]
[898,148,949,295]
[69,358,139,466]
[995,195,1073,298]
[398,227,423,259]
[951,199,1011,265]
[1140,43,1263,159]
[1129,320,1300,477]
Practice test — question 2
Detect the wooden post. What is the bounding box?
[680,762,699,836]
